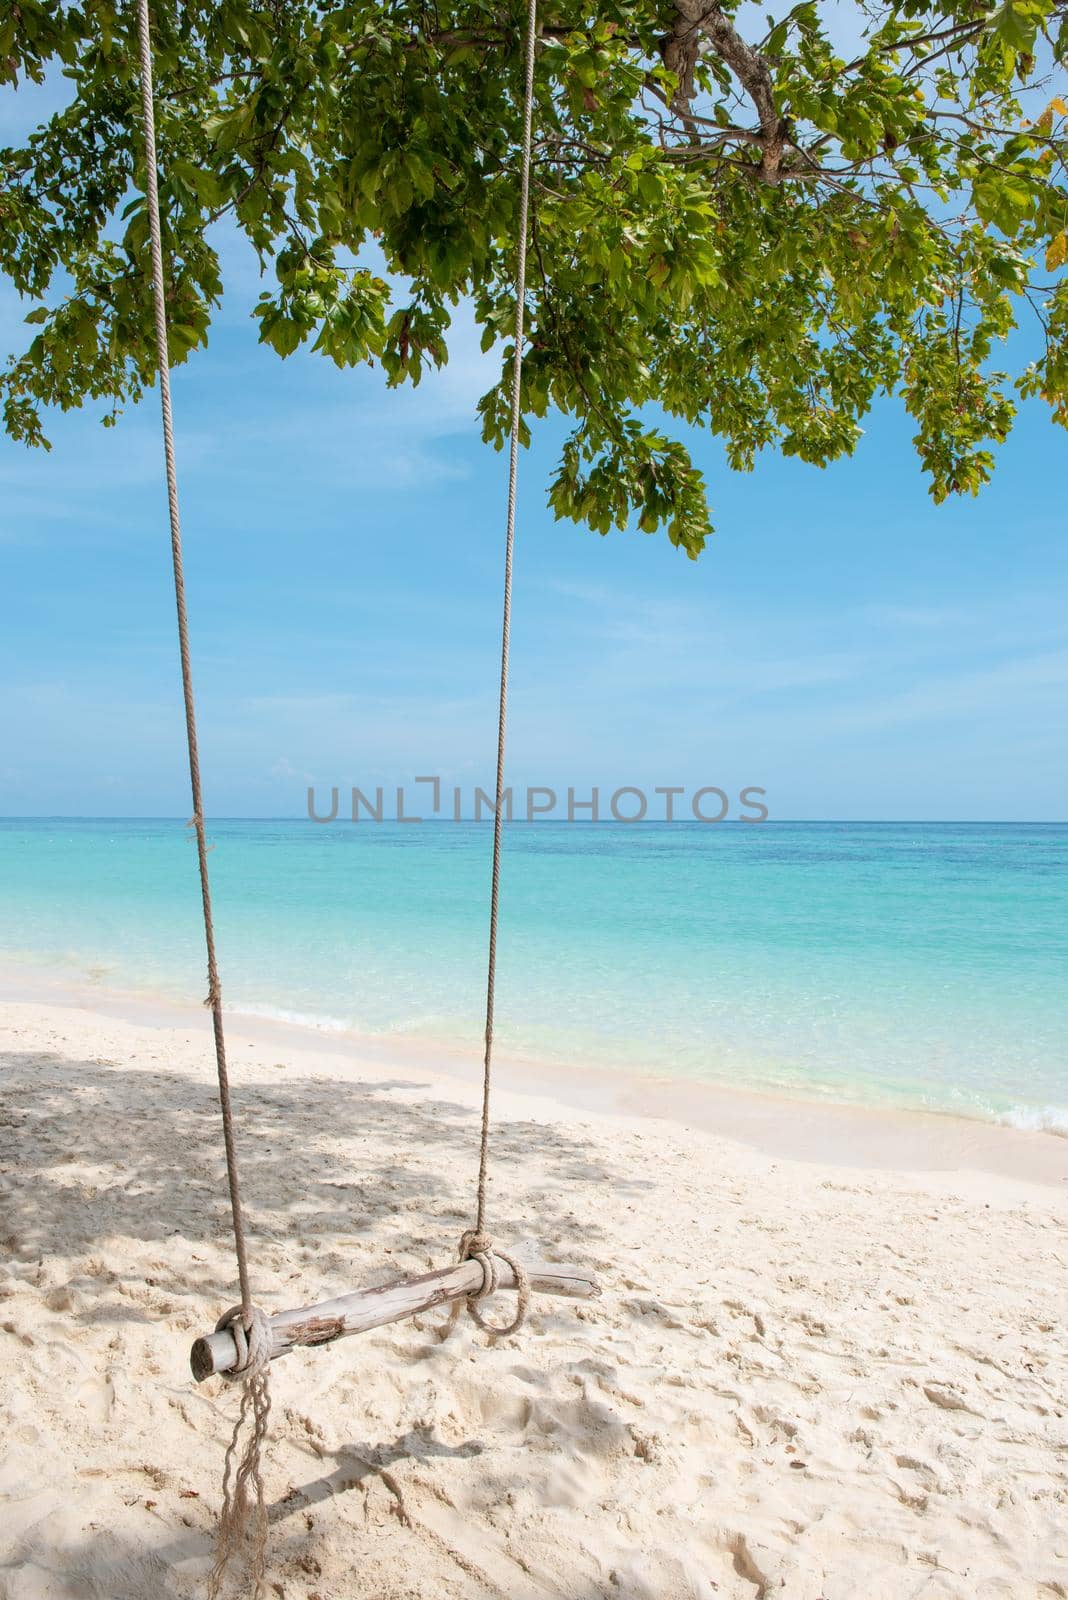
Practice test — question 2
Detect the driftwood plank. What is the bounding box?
[190,1258,600,1380]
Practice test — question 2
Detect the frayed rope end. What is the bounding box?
[206,1305,273,1600]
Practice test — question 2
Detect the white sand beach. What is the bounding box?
[1,994,1065,1599]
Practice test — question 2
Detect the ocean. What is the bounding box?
[1,817,1065,1131]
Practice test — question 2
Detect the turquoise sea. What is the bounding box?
[1,818,1065,1131]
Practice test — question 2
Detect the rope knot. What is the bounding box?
[457,1228,498,1301]
[214,1304,273,1378]
[448,1232,531,1338]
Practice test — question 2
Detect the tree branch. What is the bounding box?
[662,1,788,182]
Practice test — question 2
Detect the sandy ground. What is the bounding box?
[1,996,1066,1600]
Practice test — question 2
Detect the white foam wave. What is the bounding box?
[228,1001,352,1034]
[997,1103,1068,1136]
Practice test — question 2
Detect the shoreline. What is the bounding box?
[3,963,1065,1189]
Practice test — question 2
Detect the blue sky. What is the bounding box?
[2,83,1067,821]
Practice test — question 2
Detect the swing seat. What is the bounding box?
[191,1255,600,1380]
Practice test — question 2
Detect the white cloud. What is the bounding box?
[825,648,1068,734]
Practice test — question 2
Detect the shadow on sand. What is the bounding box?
[0,1046,631,1598]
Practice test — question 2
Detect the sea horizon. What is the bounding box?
[2,815,1066,824]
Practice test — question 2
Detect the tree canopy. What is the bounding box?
[2,0,1067,554]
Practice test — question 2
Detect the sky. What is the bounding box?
[1,73,1067,822]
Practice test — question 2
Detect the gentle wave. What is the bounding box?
[997,1104,1068,1136]
[229,1001,352,1035]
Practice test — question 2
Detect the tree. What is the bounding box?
[2,0,1067,554]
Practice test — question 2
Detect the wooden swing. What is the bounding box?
[191,1258,600,1381]
[134,0,596,1582]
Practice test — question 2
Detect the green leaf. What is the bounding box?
[993,0,1040,55]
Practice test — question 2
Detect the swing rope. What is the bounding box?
[134,2,271,1592]
[136,0,539,1584]
[450,0,539,1340]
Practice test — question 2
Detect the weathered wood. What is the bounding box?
[190,1258,600,1381]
